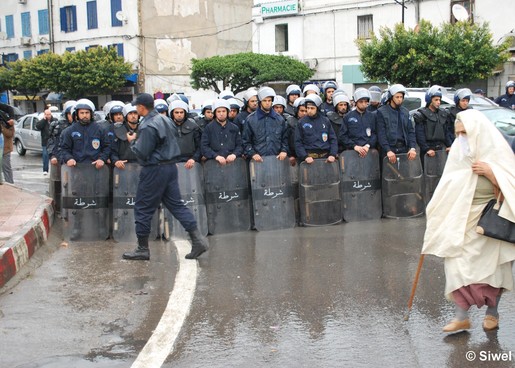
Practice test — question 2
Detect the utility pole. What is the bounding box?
[47,0,55,52]
[394,0,408,24]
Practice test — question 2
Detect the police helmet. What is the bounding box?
[243,88,258,101]
[273,95,287,108]
[62,100,77,115]
[75,98,96,113]
[201,100,213,114]
[425,85,443,104]
[169,100,189,115]
[305,94,323,107]
[387,84,406,100]
[303,84,320,95]
[380,92,389,105]
[506,80,515,93]
[322,81,338,93]
[109,101,125,115]
[227,98,241,111]
[454,88,472,105]
[293,97,306,108]
[123,103,137,117]
[102,101,113,116]
[219,90,235,100]
[286,84,302,96]
[166,93,187,105]
[354,88,371,102]
[154,99,168,113]
[368,86,382,103]
[257,86,276,101]
[474,88,485,95]
[212,99,231,112]
[333,93,350,107]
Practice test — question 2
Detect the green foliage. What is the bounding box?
[357,20,510,87]
[191,52,314,93]
[0,47,132,100]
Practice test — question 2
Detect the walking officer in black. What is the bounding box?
[122,93,208,261]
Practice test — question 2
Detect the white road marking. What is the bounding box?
[131,240,197,368]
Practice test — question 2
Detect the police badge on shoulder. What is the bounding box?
[92,138,100,150]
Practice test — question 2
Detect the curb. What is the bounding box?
[0,197,54,288]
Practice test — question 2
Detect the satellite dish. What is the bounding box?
[115,11,127,22]
[452,4,469,21]
[0,31,7,40]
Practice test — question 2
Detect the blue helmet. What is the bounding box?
[425,85,443,104]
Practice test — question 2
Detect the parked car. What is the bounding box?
[474,105,515,152]
[14,112,60,155]
[402,88,454,111]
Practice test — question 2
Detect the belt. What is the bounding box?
[395,141,406,148]
[307,151,329,159]
[157,160,176,166]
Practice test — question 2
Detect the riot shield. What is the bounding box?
[249,156,295,231]
[382,153,424,218]
[290,162,300,224]
[163,163,208,240]
[340,149,382,222]
[49,164,61,213]
[299,159,342,226]
[204,158,251,235]
[61,163,109,241]
[112,163,160,242]
[423,150,447,205]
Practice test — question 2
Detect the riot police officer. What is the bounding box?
[273,95,287,117]
[111,104,140,169]
[200,99,243,164]
[327,92,351,152]
[339,88,377,158]
[242,86,289,162]
[169,100,201,169]
[195,100,214,131]
[367,86,382,112]
[154,99,169,117]
[303,84,320,96]
[494,80,515,109]
[227,98,241,123]
[233,89,258,132]
[123,93,208,261]
[376,84,417,163]
[447,88,473,141]
[98,101,124,157]
[320,81,338,116]
[294,94,338,164]
[286,97,307,165]
[48,100,76,165]
[413,85,452,162]
[284,84,302,117]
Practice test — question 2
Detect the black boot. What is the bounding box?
[185,229,208,259]
[123,236,150,260]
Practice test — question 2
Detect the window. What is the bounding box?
[60,6,77,33]
[111,0,122,27]
[65,47,76,53]
[5,53,18,62]
[275,24,288,52]
[37,49,49,55]
[357,15,373,39]
[21,12,32,37]
[23,50,32,59]
[450,0,474,23]
[6,15,14,39]
[87,1,98,30]
[38,9,49,35]
[109,43,124,57]
[86,45,98,51]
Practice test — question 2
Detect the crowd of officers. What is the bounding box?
[46,79,515,187]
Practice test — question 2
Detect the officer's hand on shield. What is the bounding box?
[215,155,227,166]
[387,151,397,164]
[326,155,336,163]
[185,159,196,169]
[407,148,417,160]
[127,132,137,143]
[426,149,436,157]
[354,145,367,158]
[305,157,314,164]
[289,156,297,167]
[67,158,77,167]
[115,160,127,169]
[51,157,58,165]
[226,154,236,164]
[277,152,287,161]
[252,154,263,162]
[92,159,105,169]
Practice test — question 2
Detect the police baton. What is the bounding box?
[404,254,425,321]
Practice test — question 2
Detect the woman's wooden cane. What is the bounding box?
[404,254,425,321]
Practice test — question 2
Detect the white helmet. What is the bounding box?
[273,95,287,108]
[123,103,137,117]
[293,97,306,108]
[257,86,276,101]
[243,88,258,101]
[219,90,235,100]
[75,98,96,113]
[388,84,406,99]
[286,84,302,96]
[154,99,168,113]
[169,100,189,115]
[201,100,213,113]
[353,88,371,102]
[333,93,350,106]
[305,94,323,107]
[303,84,320,95]
[212,99,231,112]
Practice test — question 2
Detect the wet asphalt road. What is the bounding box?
[1,152,514,367]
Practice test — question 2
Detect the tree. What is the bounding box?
[356,20,510,87]
[191,52,314,94]
[0,46,133,101]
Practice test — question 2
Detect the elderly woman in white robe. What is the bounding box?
[422,109,515,333]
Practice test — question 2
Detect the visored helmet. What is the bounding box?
[425,85,443,104]
[273,95,287,108]
[506,80,515,93]
[353,88,371,102]
[75,98,96,113]
[227,98,241,110]
[212,99,231,112]
[219,90,235,100]
[123,103,137,117]
[303,84,320,95]
[201,100,213,113]
[368,86,382,103]
[154,99,168,113]
[454,88,472,104]
[169,100,189,115]
[166,93,188,105]
[102,101,114,116]
[305,94,323,107]
[286,84,302,96]
[293,97,306,108]
[387,84,406,100]
[322,81,338,93]
[333,93,350,106]
[257,86,276,101]
[62,100,77,115]
[109,101,125,115]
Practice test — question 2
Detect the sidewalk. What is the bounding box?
[0,183,54,288]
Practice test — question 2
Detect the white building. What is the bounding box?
[252,0,515,97]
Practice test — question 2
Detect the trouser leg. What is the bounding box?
[3,153,13,183]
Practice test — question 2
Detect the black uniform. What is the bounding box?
[172,118,202,163]
[413,107,452,155]
[494,93,515,109]
[376,104,416,155]
[47,118,72,163]
[200,120,243,159]
[326,111,346,152]
[111,122,139,163]
[446,105,472,141]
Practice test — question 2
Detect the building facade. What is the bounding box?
[252,0,515,97]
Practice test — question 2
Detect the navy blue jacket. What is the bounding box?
[60,120,110,163]
[494,93,515,109]
[48,118,71,162]
[242,108,288,157]
[320,101,333,116]
[295,113,338,160]
[201,120,243,159]
[130,109,181,166]
[376,104,416,153]
[233,110,251,132]
[339,109,377,150]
